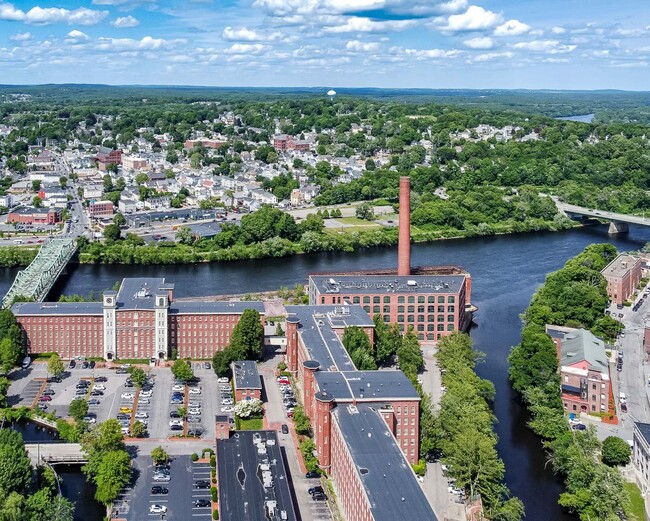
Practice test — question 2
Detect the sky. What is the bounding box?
[0,0,649,90]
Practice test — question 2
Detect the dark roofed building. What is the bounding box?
[216,430,297,521]
[330,404,437,521]
[232,360,262,401]
[633,422,650,487]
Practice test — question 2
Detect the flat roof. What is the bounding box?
[636,422,650,445]
[216,430,297,521]
[285,305,374,372]
[232,360,262,390]
[332,404,437,521]
[170,301,266,315]
[601,254,640,279]
[314,371,419,401]
[310,274,465,295]
[12,302,103,316]
[116,277,169,310]
[9,206,58,215]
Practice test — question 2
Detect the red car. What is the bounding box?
[38,395,52,401]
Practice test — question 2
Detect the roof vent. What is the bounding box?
[360,468,368,474]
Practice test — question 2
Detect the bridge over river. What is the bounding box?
[24,443,87,466]
[555,201,650,233]
[2,238,77,308]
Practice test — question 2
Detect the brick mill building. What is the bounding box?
[7,207,61,225]
[601,253,642,305]
[12,277,265,361]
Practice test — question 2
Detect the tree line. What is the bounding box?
[508,243,629,519]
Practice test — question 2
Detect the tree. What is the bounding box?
[292,405,311,435]
[135,172,149,185]
[132,421,146,438]
[32,196,43,208]
[47,353,64,378]
[69,398,88,423]
[166,150,179,164]
[113,212,126,227]
[81,419,125,461]
[92,450,132,505]
[129,367,147,388]
[373,316,401,366]
[176,226,194,245]
[171,359,194,382]
[342,326,376,370]
[355,202,375,221]
[229,309,264,360]
[177,406,188,418]
[0,442,32,494]
[103,224,121,242]
[0,336,22,373]
[233,398,263,418]
[0,377,10,408]
[31,180,41,192]
[602,436,631,466]
[151,446,169,464]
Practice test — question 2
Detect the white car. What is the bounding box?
[188,401,200,408]
[217,377,229,383]
[139,398,150,404]
[93,384,106,391]
[188,408,201,415]
[135,412,148,418]
[169,419,183,427]
[222,406,234,412]
[172,384,184,392]
[83,416,96,424]
[152,474,170,482]
[221,399,234,405]
[140,390,153,397]
[150,505,167,514]
[121,393,134,399]
[188,388,201,395]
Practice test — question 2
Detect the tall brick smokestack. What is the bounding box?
[397,176,411,276]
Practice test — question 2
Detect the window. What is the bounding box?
[398,305,404,313]
[407,315,414,322]
[428,296,435,303]
[417,324,424,331]
[418,315,424,322]
[427,324,434,331]
[398,296,405,304]
[418,296,425,303]
[363,296,370,304]
[447,324,455,331]
[383,306,390,313]
[438,306,445,313]
[418,305,425,313]
[373,296,380,304]
[373,306,380,314]
[592,395,596,401]
[408,305,415,313]
[438,296,445,303]
[383,315,390,322]
[428,315,435,322]
[418,333,424,340]
[397,315,404,322]
[447,315,455,322]
[438,315,444,322]
[384,296,390,303]
[353,296,360,304]
[399,324,404,332]
[592,384,596,390]
[408,296,415,303]
[428,305,435,313]
[363,306,370,313]
[447,305,455,313]
[438,324,444,331]
[448,296,455,304]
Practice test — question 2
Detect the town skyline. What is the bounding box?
[0,0,649,90]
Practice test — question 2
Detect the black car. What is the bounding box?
[82,362,89,369]
[281,424,289,434]
[116,368,127,374]
[90,390,103,396]
[46,376,61,383]
[89,361,96,369]
[170,411,181,418]
[195,480,211,489]
[621,403,628,412]
[124,381,134,388]
[42,389,55,396]
[572,423,587,431]
[155,463,171,471]
[68,360,76,369]
[75,383,88,390]
[170,424,183,431]
[305,471,320,479]
[308,486,324,496]
[95,376,107,382]
[195,499,210,507]
[117,413,130,420]
[312,493,327,501]
[204,362,211,369]
[151,486,168,495]
[187,429,202,437]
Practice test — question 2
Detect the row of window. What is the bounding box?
[355,295,456,304]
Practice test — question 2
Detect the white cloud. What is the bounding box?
[346,40,380,51]
[402,47,460,59]
[225,43,267,54]
[436,5,503,32]
[96,36,184,51]
[9,31,32,41]
[66,30,90,41]
[222,26,283,42]
[436,0,468,14]
[512,40,576,54]
[551,26,566,34]
[323,17,414,33]
[463,36,493,49]
[92,0,154,5]
[472,51,513,62]
[252,0,467,17]
[494,19,530,36]
[112,16,139,28]
[0,3,108,25]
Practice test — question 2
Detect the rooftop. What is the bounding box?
[314,371,419,401]
[309,274,465,295]
[216,430,297,521]
[9,206,58,215]
[601,254,640,279]
[635,422,650,445]
[232,360,262,390]
[116,277,170,310]
[551,327,609,374]
[12,301,103,316]
[331,404,437,521]
[170,301,266,315]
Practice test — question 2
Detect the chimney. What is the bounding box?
[397,176,411,276]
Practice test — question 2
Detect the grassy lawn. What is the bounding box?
[238,417,263,430]
[336,216,381,226]
[624,482,646,521]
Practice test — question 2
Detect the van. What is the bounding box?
[21,356,31,369]
[13,239,23,244]
[619,392,627,403]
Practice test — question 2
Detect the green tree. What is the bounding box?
[32,196,42,208]
[176,226,194,245]
[171,359,194,382]
[68,398,88,423]
[397,327,424,378]
[92,450,132,505]
[292,405,311,435]
[47,353,65,378]
[103,224,121,242]
[113,212,126,227]
[0,442,32,494]
[166,150,179,164]
[373,316,401,366]
[31,180,41,192]
[229,309,264,360]
[342,326,376,370]
[59,176,68,189]
[355,202,375,221]
[151,446,169,464]
[25,490,74,521]
[601,436,631,466]
[0,336,22,373]
[132,421,146,438]
[177,406,188,418]
[135,172,149,185]
[0,377,10,408]
[129,367,147,388]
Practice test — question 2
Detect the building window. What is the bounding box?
[428,296,435,303]
[399,325,404,332]
[448,296,455,304]
[408,296,415,303]
[383,315,390,322]
[418,315,424,322]
[398,296,405,304]
[373,296,380,304]
[437,324,444,331]
[447,324,455,331]
[438,296,445,303]
[447,315,454,322]
[428,306,435,313]
[438,315,444,322]
[363,306,370,313]
[373,306,380,314]
[447,305,455,313]
[418,333,424,340]
[427,315,434,322]
[418,296,425,303]
[592,384,596,390]
[383,306,390,313]
[397,305,404,313]
[407,315,414,323]
[363,296,370,304]
[417,324,424,331]
[592,395,596,401]
[353,296,360,304]
[418,305,425,313]
[438,306,445,313]
[428,324,434,331]
[397,315,404,323]
[384,296,390,303]
[408,305,415,313]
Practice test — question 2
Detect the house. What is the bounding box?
[546,325,611,415]
[94,146,122,170]
[601,254,642,305]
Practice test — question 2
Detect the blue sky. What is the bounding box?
[0,0,649,89]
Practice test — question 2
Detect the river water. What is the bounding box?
[6,223,650,520]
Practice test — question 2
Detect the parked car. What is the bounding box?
[152,474,170,482]
[195,480,211,489]
[305,471,320,479]
[281,424,289,434]
[93,384,106,390]
[187,417,202,423]
[117,413,130,420]
[83,416,96,424]
[217,377,229,384]
[571,423,587,431]
[140,390,153,397]
[170,398,183,405]
[170,411,181,418]
[621,403,628,412]
[309,486,324,496]
[95,376,107,382]
[90,390,103,396]
[75,389,87,396]
[172,384,184,392]
[135,412,148,418]
[42,389,55,396]
[68,360,76,369]
[149,505,167,513]
[169,420,183,427]
[119,407,132,414]
[222,406,234,412]
[115,368,127,374]
[82,361,89,369]
[312,493,327,501]
[189,388,201,395]
[195,499,211,507]
[89,361,95,369]
[188,408,201,415]
[121,393,134,399]
[46,377,61,383]
[188,401,200,408]
[151,486,168,495]
[38,395,52,402]
[170,424,183,431]
[139,398,150,404]
[87,399,101,405]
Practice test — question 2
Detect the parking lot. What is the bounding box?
[117,455,212,520]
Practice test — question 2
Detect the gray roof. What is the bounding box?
[331,404,437,521]
[310,274,465,295]
[232,360,262,390]
[116,277,169,310]
[285,305,374,372]
[558,328,609,373]
[314,371,419,402]
[635,422,650,445]
[170,301,266,315]
[12,302,103,316]
[216,430,297,521]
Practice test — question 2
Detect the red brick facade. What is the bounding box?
[8,208,61,225]
[18,314,104,358]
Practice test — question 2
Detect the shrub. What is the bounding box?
[277,361,287,372]
[602,436,631,467]
[211,486,218,502]
[412,459,426,477]
[213,511,219,520]
[191,453,199,461]
[210,455,216,467]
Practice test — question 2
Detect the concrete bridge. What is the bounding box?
[24,443,87,466]
[555,201,650,234]
[2,238,77,308]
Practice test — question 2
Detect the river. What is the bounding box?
[555,113,595,123]
[6,223,650,520]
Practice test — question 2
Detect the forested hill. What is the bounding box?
[1,84,650,123]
